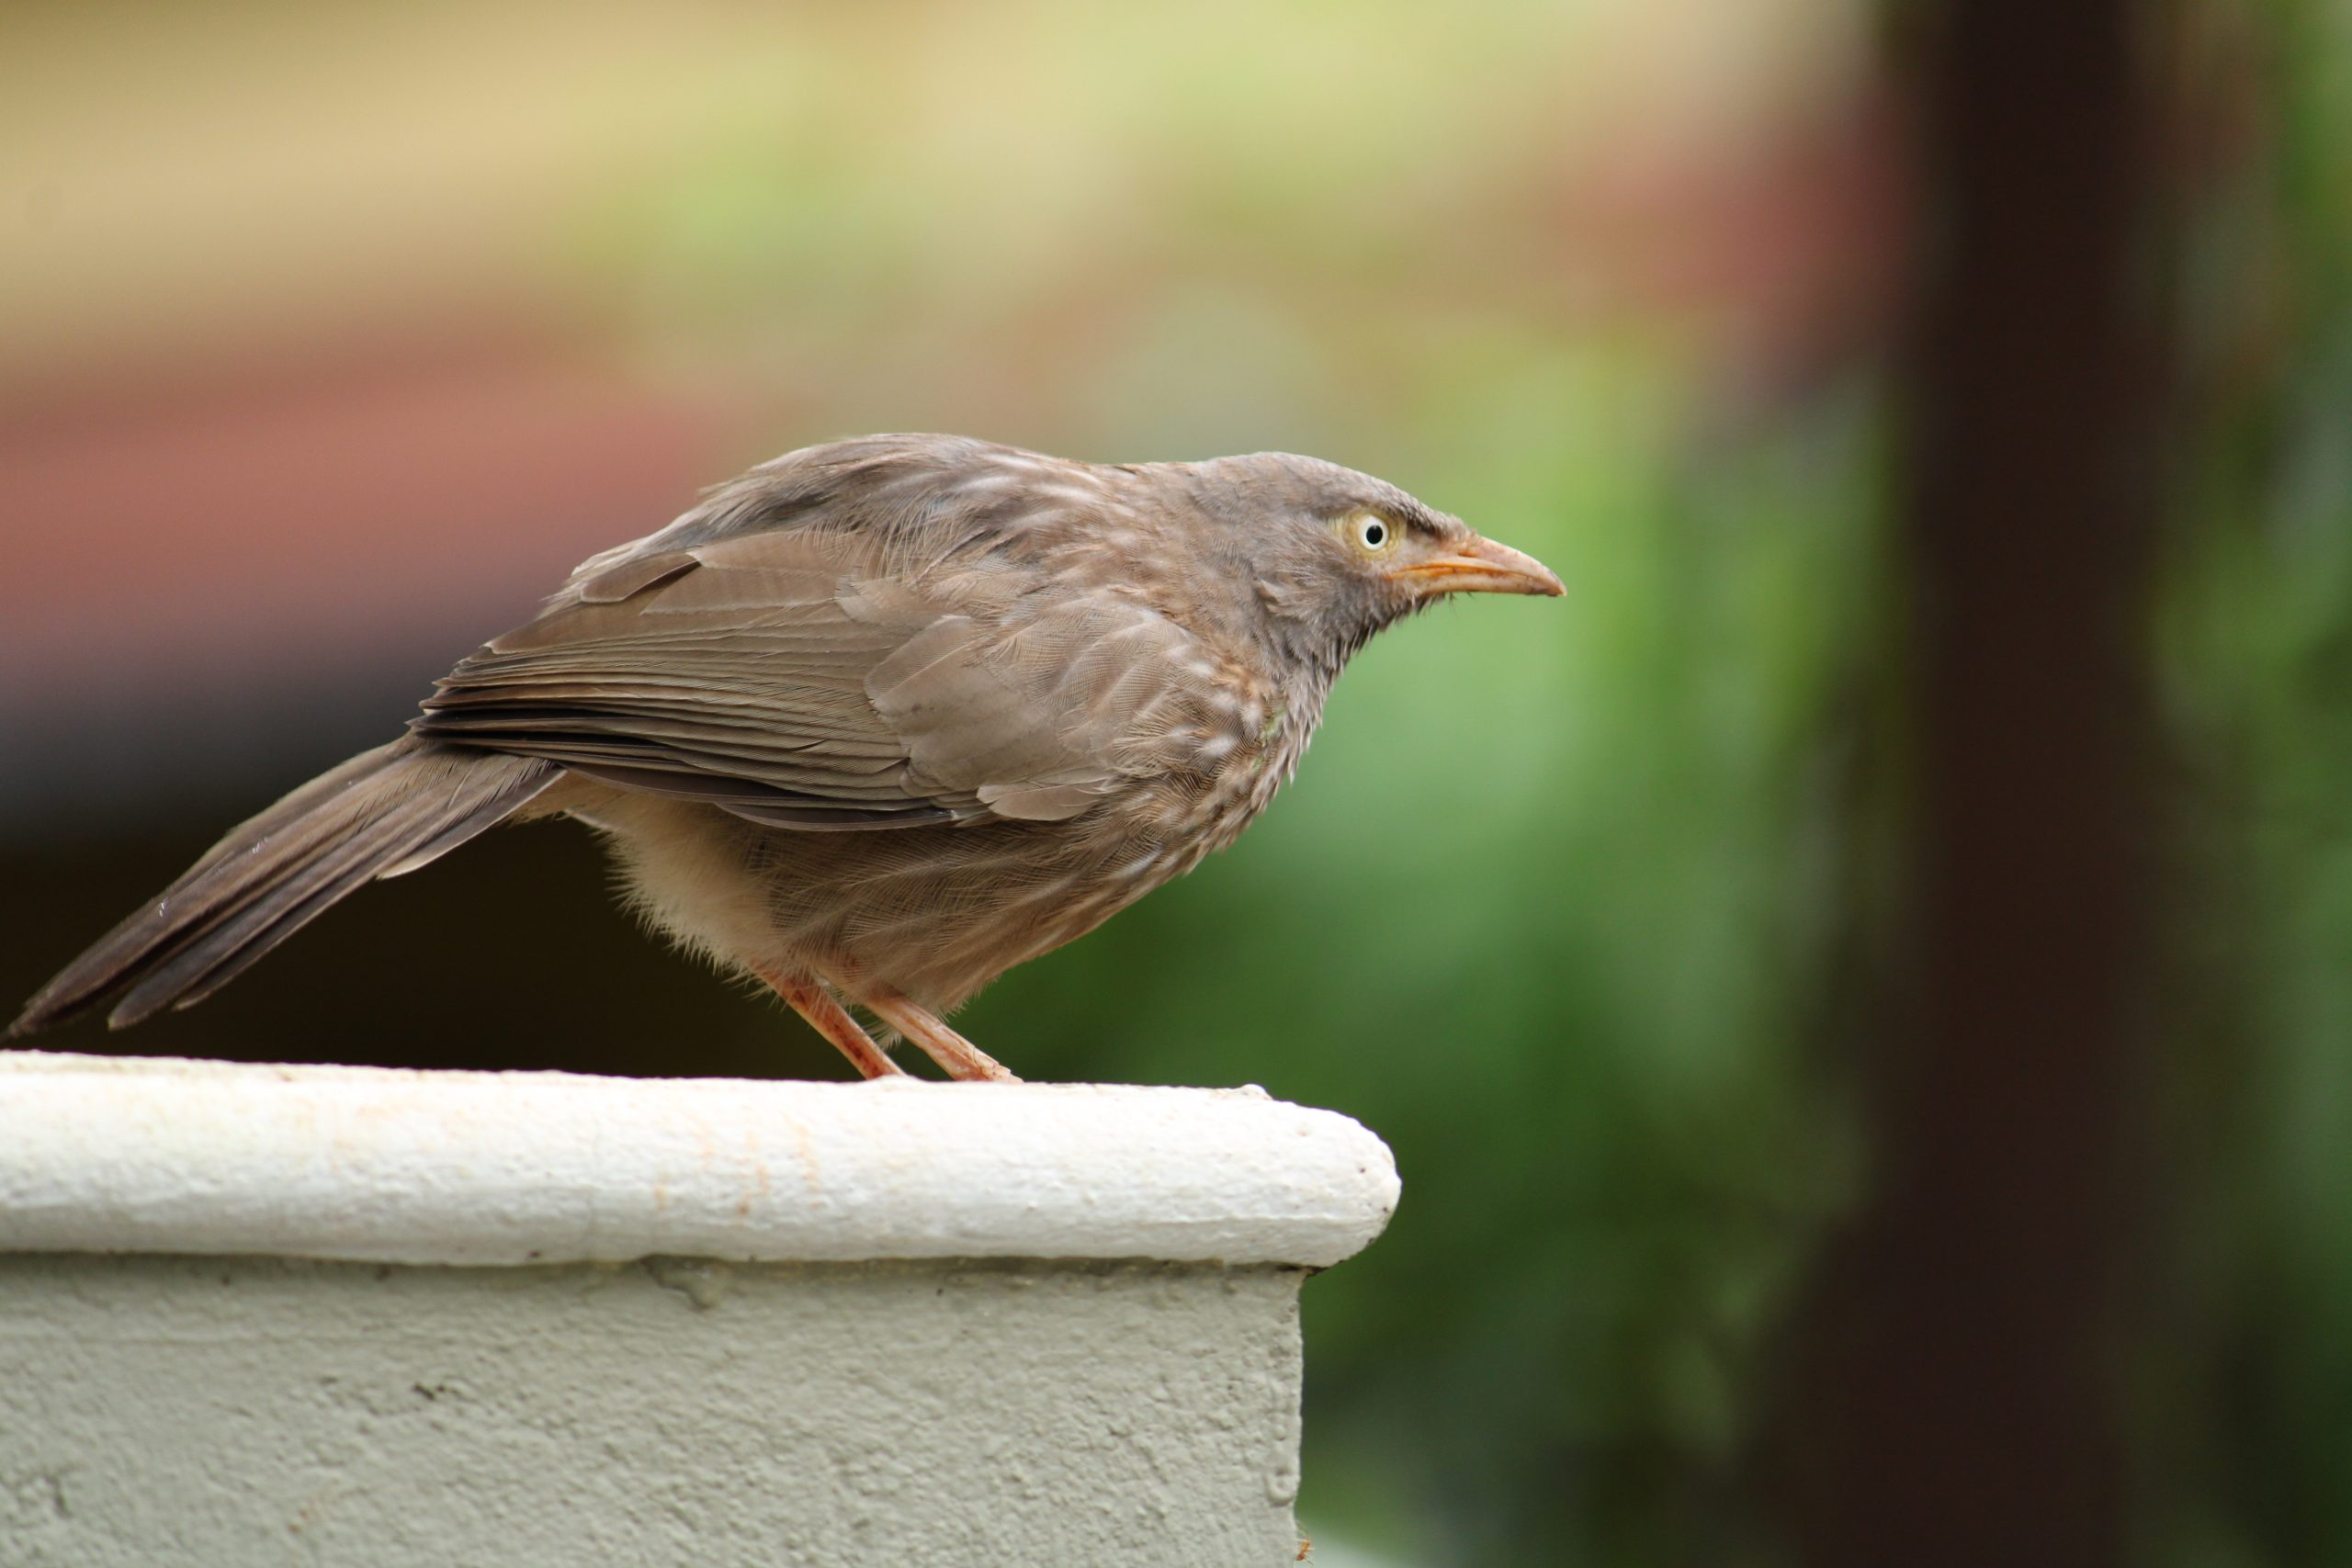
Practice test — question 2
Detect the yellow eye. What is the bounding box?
[1342,512,1396,553]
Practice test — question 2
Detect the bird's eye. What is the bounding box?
[1343,513,1396,553]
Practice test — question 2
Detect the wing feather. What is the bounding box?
[412,449,1257,830]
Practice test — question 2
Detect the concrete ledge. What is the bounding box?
[0,1052,1399,1268]
[0,1050,1397,1564]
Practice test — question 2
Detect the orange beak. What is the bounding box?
[1390,534,1565,598]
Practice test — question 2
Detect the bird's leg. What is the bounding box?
[756,967,907,1079]
[854,984,1021,1084]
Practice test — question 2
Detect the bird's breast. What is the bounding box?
[1168,701,1320,858]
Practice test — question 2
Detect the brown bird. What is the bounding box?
[9,434,1561,1079]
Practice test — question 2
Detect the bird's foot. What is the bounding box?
[856,986,1022,1083]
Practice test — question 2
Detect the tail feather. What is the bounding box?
[8,739,557,1036]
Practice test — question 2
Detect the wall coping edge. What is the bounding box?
[0,1051,1399,1268]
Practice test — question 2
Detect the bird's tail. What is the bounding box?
[8,739,558,1036]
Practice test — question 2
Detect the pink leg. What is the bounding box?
[755,967,907,1079]
[855,984,1021,1083]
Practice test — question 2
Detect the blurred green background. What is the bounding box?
[3,1,2346,1562]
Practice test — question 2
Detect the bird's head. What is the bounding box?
[1174,452,1563,671]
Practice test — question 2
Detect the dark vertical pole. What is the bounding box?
[1774,2,2163,1564]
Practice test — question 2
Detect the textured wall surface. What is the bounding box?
[0,1253,1310,1567]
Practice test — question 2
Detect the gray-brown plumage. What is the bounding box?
[10,434,1561,1078]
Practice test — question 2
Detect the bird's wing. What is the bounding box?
[412,522,1242,830]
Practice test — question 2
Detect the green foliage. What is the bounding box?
[2153,5,2352,1562]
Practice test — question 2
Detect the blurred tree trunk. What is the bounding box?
[1767,2,2166,1564]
